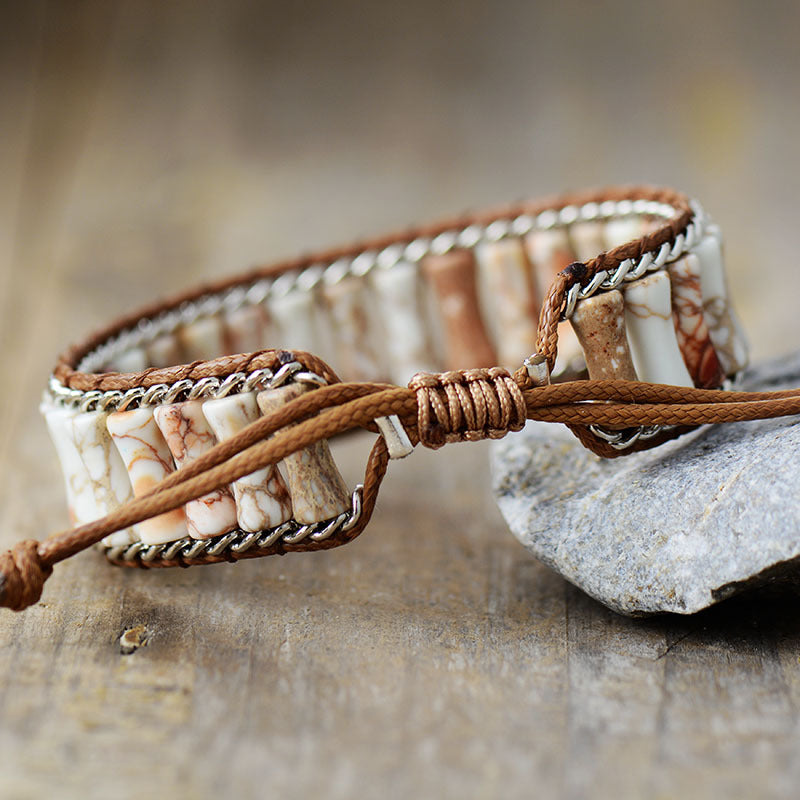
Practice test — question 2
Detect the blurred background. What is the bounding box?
[2,0,800,371]
[2,2,800,797]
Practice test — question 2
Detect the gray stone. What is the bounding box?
[491,351,800,616]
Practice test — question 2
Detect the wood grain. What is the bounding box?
[2,2,800,798]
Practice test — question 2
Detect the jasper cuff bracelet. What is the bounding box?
[2,184,779,612]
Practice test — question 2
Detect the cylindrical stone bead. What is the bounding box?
[475,239,539,367]
[694,233,749,376]
[525,228,573,294]
[569,290,637,381]
[569,220,606,262]
[107,408,189,544]
[623,271,693,387]
[421,249,497,370]
[177,316,226,362]
[256,384,350,524]
[106,347,148,373]
[603,217,646,249]
[668,255,725,389]
[146,334,183,369]
[321,275,383,381]
[268,288,323,357]
[43,405,137,546]
[154,401,238,539]
[223,303,272,355]
[371,260,438,384]
[202,392,293,532]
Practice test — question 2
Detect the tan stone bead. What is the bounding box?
[475,239,539,368]
[569,290,637,381]
[256,384,350,524]
[223,303,272,355]
[146,334,183,368]
[421,249,497,370]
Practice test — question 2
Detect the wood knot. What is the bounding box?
[0,540,52,612]
[408,368,527,449]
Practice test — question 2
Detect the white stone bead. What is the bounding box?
[623,271,693,387]
[268,288,322,356]
[604,217,646,249]
[371,260,438,384]
[154,401,238,539]
[475,239,539,367]
[42,405,137,546]
[322,276,383,381]
[693,234,749,375]
[107,407,189,544]
[107,348,148,373]
[667,255,724,388]
[223,303,272,354]
[202,392,293,531]
[569,220,606,262]
[177,316,226,362]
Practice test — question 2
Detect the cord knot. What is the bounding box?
[0,540,52,611]
[409,368,527,449]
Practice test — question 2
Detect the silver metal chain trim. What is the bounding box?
[48,361,327,413]
[587,424,677,451]
[101,485,364,564]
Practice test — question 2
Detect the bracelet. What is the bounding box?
[3,183,784,614]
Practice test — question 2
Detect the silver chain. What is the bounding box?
[101,485,363,564]
[48,362,327,413]
[587,424,676,451]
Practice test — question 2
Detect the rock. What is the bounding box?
[490,351,800,616]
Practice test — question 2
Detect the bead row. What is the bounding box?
[42,369,355,549]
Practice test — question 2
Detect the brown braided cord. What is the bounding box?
[409,368,526,448]
[0,541,53,612]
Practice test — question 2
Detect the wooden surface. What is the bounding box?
[2,2,800,797]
